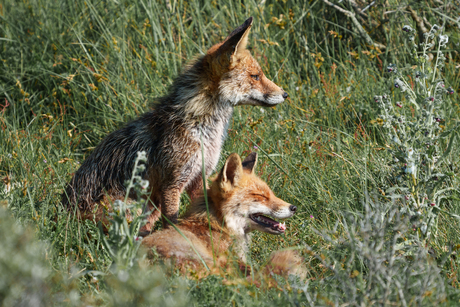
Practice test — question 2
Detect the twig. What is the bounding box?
[423,17,433,29]
[406,6,429,44]
[322,0,386,50]
[346,0,368,18]
[361,0,375,13]
[384,10,410,15]
[322,0,354,16]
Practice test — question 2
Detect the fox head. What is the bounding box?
[205,17,288,107]
[209,152,297,238]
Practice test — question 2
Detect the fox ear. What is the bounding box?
[220,153,244,187]
[242,152,258,174]
[219,17,253,61]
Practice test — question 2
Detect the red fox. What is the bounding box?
[61,17,288,231]
[141,152,304,279]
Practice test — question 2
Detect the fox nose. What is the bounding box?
[282,92,288,99]
[289,205,297,213]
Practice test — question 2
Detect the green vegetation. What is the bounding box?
[1,0,459,305]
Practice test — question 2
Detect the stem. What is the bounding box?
[421,32,430,91]
[430,40,442,91]
[410,176,418,206]
[399,77,418,102]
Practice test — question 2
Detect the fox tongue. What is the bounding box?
[276,222,286,231]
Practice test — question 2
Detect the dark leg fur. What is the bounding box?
[138,193,162,234]
[186,176,204,201]
[161,188,181,227]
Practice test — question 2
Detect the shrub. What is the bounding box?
[374,24,459,240]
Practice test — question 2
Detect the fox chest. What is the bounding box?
[200,128,225,174]
[152,107,232,187]
[186,112,232,180]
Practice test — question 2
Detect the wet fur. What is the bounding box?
[61,17,287,230]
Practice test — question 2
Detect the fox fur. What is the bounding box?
[141,152,304,280]
[61,17,288,231]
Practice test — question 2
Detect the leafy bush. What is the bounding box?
[0,206,52,305]
[375,25,459,239]
[308,196,447,306]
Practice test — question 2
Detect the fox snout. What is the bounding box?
[242,74,288,107]
[269,198,296,219]
[248,197,296,235]
[243,173,296,235]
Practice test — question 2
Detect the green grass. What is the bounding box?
[1,0,460,305]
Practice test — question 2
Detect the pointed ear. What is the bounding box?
[220,153,244,187]
[218,17,253,61]
[242,152,258,174]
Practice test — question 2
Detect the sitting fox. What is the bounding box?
[141,152,304,279]
[61,17,288,231]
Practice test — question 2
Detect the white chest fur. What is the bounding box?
[185,107,233,185]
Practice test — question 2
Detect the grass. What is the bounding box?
[1,0,460,305]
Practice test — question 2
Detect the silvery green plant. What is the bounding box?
[99,151,150,272]
[300,197,446,306]
[374,24,458,239]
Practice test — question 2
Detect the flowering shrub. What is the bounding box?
[304,198,446,305]
[99,151,150,271]
[374,24,459,239]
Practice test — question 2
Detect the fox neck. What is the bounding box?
[221,205,251,261]
[183,196,225,232]
[232,233,251,263]
[164,57,234,123]
[187,194,251,260]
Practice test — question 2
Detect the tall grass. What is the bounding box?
[1,0,460,305]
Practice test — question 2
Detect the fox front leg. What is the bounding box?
[138,194,162,235]
[161,188,181,227]
[186,176,204,201]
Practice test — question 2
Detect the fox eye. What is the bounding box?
[252,193,268,200]
[251,75,260,81]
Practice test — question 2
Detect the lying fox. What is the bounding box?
[62,17,288,231]
[141,152,304,278]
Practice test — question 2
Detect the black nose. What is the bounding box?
[289,205,297,212]
[282,92,288,99]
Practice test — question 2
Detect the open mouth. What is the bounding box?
[249,97,277,107]
[249,213,286,233]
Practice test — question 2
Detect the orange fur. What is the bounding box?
[141,153,304,281]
